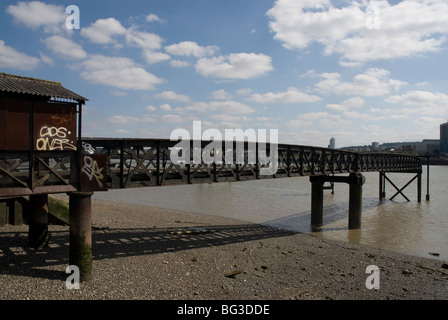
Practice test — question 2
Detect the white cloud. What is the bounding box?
[389,114,409,120]
[266,0,448,65]
[385,90,448,118]
[299,112,332,121]
[39,52,54,65]
[146,105,157,111]
[248,87,321,103]
[326,97,364,112]
[81,54,134,70]
[142,50,171,64]
[236,88,253,96]
[162,114,183,123]
[267,0,363,49]
[81,18,169,64]
[108,114,155,125]
[155,91,191,102]
[185,101,255,114]
[170,60,190,67]
[159,104,172,111]
[0,40,40,70]
[285,112,351,133]
[195,53,273,79]
[385,90,448,107]
[146,13,164,23]
[125,29,165,50]
[44,35,87,60]
[126,29,168,64]
[285,118,312,128]
[210,89,233,100]
[165,41,219,57]
[80,55,164,90]
[316,68,407,96]
[6,1,66,33]
[81,18,127,45]
[315,72,341,92]
[342,111,384,121]
[117,129,130,135]
[209,114,243,123]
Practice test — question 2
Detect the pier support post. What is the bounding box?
[417,171,422,203]
[310,176,324,229]
[28,194,49,249]
[69,192,93,282]
[348,173,365,230]
[425,158,430,201]
[379,172,386,200]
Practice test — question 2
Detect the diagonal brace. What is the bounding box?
[385,173,419,202]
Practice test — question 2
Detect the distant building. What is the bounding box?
[415,139,440,154]
[372,142,379,150]
[328,137,335,149]
[441,122,448,154]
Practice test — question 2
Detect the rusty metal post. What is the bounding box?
[29,194,49,249]
[310,176,324,230]
[69,191,93,282]
[348,173,364,229]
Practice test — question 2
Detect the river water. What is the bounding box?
[93,166,448,261]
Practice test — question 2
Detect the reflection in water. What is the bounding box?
[94,166,448,261]
[264,197,382,233]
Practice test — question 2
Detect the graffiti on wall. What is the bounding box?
[35,126,77,151]
[82,156,104,188]
[80,154,107,191]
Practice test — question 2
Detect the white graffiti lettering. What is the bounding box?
[82,142,95,155]
[82,156,104,187]
[36,126,76,151]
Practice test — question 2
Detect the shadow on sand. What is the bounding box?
[0,223,294,281]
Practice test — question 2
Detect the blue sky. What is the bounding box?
[1,0,447,147]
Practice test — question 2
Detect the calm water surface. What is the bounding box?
[94,166,448,261]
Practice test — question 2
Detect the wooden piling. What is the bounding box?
[310,176,324,229]
[69,192,93,282]
[0,200,7,226]
[348,173,364,229]
[379,172,386,200]
[28,194,49,249]
[417,171,422,203]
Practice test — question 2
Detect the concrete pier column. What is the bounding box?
[310,176,324,229]
[348,173,365,229]
[69,192,93,282]
[29,194,49,249]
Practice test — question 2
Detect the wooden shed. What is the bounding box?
[0,72,88,196]
[0,72,87,151]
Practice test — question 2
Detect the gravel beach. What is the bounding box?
[1,197,447,300]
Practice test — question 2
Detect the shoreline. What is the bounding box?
[1,198,447,300]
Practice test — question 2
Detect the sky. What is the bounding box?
[1,0,447,148]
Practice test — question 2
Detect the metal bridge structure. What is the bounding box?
[0,73,426,281]
[83,138,422,188]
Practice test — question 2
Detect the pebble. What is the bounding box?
[1,200,447,300]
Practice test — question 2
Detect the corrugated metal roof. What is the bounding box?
[0,72,87,102]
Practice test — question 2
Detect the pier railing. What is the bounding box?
[83,138,422,189]
[0,138,422,196]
